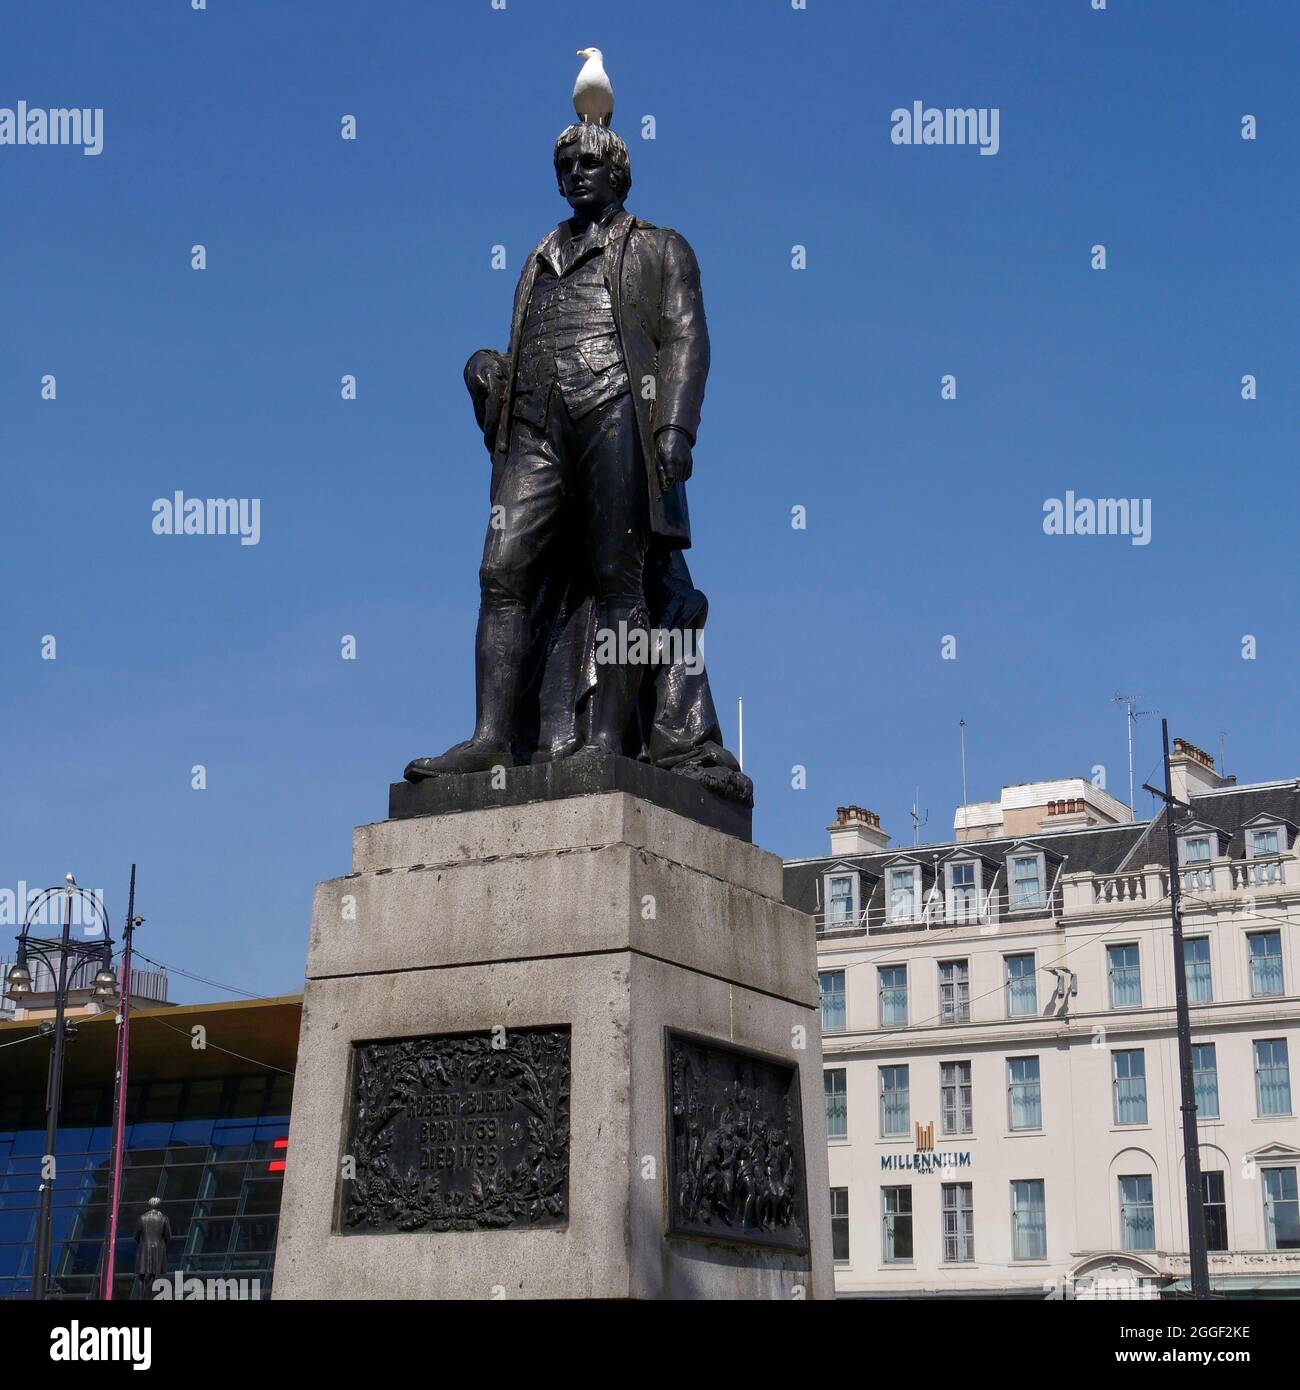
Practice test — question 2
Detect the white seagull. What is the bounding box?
[573,48,613,126]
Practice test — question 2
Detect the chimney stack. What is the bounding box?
[1169,737,1224,804]
[828,805,891,855]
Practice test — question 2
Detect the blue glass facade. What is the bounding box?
[0,1071,290,1299]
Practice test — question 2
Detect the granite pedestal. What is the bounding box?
[273,777,833,1300]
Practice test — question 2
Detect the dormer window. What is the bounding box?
[828,875,855,925]
[1180,835,1213,891]
[1248,828,1282,885]
[1009,852,1046,911]
[1250,828,1280,856]
[821,868,861,929]
[1240,815,1295,888]
[945,860,981,924]
[1178,822,1231,893]
[887,866,919,922]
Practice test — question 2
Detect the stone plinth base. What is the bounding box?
[389,751,752,842]
[273,792,832,1300]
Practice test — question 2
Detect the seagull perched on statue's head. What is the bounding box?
[573,48,613,126]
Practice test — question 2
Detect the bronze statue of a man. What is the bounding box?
[131,1195,171,1298]
[406,120,746,800]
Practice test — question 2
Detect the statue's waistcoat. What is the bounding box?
[496,211,702,549]
[513,244,629,426]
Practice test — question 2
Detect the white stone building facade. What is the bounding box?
[784,749,1300,1298]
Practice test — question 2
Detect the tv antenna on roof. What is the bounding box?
[1114,692,1156,811]
[910,789,928,847]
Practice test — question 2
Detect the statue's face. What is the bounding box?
[556,143,620,216]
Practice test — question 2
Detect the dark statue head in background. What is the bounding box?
[553,123,630,219]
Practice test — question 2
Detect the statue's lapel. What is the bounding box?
[603,210,635,298]
[534,227,565,278]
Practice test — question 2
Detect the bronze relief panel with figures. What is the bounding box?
[665,1031,809,1253]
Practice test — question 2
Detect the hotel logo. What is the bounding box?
[882,1120,971,1174]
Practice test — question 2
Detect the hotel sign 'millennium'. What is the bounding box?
[880,1122,972,1174]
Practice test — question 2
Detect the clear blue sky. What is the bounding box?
[2,1,1296,1003]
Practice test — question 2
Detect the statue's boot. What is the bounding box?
[405,740,510,779]
[530,737,582,766]
[404,605,527,781]
[577,610,649,758]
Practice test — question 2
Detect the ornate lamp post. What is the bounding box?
[5,874,116,1300]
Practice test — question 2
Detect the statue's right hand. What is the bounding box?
[654,426,694,492]
[464,350,508,450]
[466,350,505,397]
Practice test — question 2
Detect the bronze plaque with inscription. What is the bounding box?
[339,1026,570,1234]
[666,1031,808,1252]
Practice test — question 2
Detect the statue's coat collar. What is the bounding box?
[537,206,632,278]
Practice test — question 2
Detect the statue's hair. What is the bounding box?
[553,123,631,198]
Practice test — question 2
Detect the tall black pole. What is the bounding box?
[32,880,75,1301]
[99,864,137,1301]
[1161,720,1211,1299]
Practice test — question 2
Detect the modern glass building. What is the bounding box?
[0,996,301,1300]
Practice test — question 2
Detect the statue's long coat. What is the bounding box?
[133,1208,171,1283]
[487,210,710,550]
[467,210,737,776]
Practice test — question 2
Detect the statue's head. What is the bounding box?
[553,123,630,216]
[147,1196,161,1209]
